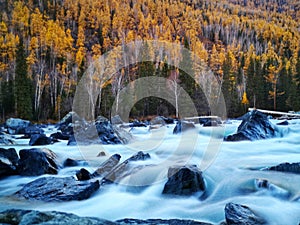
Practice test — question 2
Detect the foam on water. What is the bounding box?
[0,120,300,224]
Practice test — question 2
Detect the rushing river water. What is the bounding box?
[0,119,300,224]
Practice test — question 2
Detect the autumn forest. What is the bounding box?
[0,0,299,121]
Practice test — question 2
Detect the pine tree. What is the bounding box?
[15,40,33,119]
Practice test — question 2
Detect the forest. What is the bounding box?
[0,0,299,121]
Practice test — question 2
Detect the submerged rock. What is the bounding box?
[17,148,60,176]
[225,203,266,225]
[0,209,213,225]
[224,110,278,141]
[173,121,196,134]
[29,134,52,146]
[254,179,290,198]
[0,148,19,177]
[15,176,100,201]
[267,162,300,174]
[162,165,205,196]
[0,209,114,225]
[117,218,213,225]
[6,118,31,134]
[276,120,289,126]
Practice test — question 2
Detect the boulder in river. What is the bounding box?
[254,179,290,199]
[224,110,278,141]
[0,133,16,145]
[225,202,266,225]
[92,154,121,178]
[24,125,44,137]
[162,165,205,196]
[103,151,150,183]
[267,162,300,174]
[73,116,132,145]
[63,158,79,167]
[76,168,92,181]
[15,176,100,201]
[173,121,196,134]
[0,209,212,225]
[50,132,70,140]
[117,218,213,225]
[17,148,60,176]
[0,148,19,178]
[29,134,52,146]
[6,118,30,134]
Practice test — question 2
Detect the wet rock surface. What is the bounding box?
[116,218,213,225]
[225,203,266,225]
[29,134,52,146]
[0,133,16,145]
[224,110,278,141]
[162,165,205,196]
[267,162,300,174]
[6,118,31,135]
[0,209,213,225]
[17,148,60,176]
[15,176,100,201]
[173,121,196,134]
[103,151,150,183]
[0,148,19,177]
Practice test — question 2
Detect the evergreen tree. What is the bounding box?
[0,80,15,118]
[15,40,33,119]
[222,52,241,117]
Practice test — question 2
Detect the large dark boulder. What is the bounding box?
[63,158,79,167]
[57,112,85,136]
[17,148,60,176]
[225,203,266,225]
[162,165,205,196]
[50,131,70,140]
[6,118,31,134]
[58,111,82,127]
[73,116,132,145]
[29,134,52,146]
[267,162,300,174]
[173,121,196,134]
[0,148,19,177]
[24,125,44,137]
[224,110,278,141]
[76,168,92,181]
[15,176,100,201]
